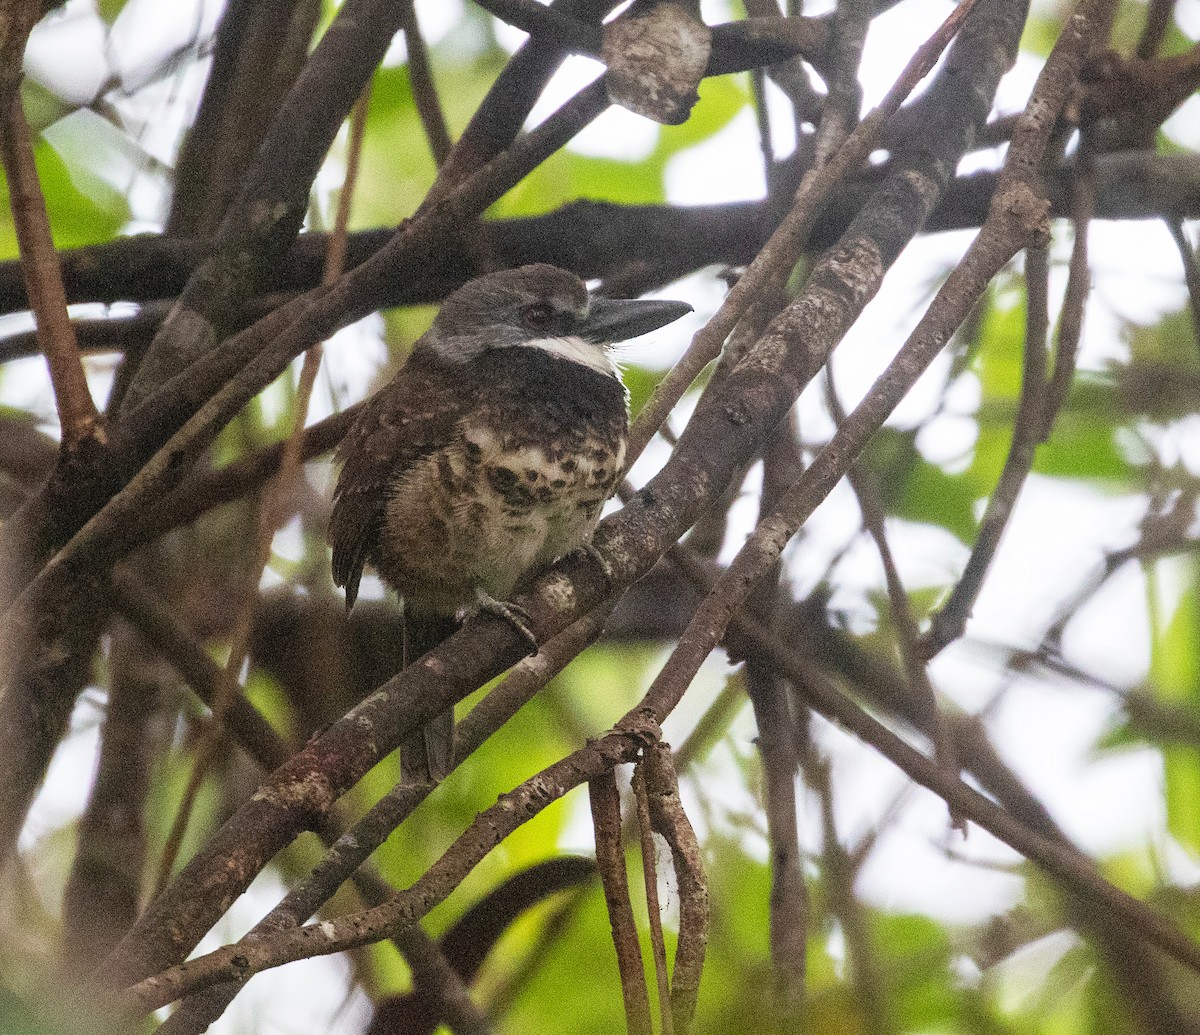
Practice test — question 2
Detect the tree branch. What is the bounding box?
[400,0,452,167]
[0,0,103,449]
[124,724,658,1012]
[624,0,981,470]
[95,0,1031,987]
[160,602,613,1031]
[590,769,652,1035]
[1,152,1196,334]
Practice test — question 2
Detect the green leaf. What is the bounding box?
[0,988,66,1035]
[1032,407,1132,483]
[243,668,296,743]
[969,373,1133,493]
[860,428,978,543]
[96,0,130,23]
[653,72,748,153]
[0,137,129,259]
[1127,309,1199,368]
[896,458,979,544]
[501,889,632,1034]
[19,79,72,134]
[354,67,437,226]
[491,150,666,218]
[623,362,667,418]
[973,294,1027,402]
[1152,572,1200,853]
[356,55,509,226]
[874,911,950,960]
[1020,14,1062,58]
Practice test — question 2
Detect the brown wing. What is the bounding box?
[328,351,470,609]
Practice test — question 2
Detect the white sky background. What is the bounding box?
[8,0,1200,1031]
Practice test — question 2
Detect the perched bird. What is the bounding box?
[328,264,691,780]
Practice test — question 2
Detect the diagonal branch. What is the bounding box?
[1,152,1197,326]
[590,769,652,1035]
[96,0,1030,987]
[124,723,658,1013]
[122,0,405,409]
[624,0,981,470]
[400,0,452,167]
[159,602,614,1032]
[0,0,103,450]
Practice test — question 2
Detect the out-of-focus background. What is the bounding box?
[2,0,1200,1032]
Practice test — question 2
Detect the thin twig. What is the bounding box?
[1167,218,1200,352]
[0,2,103,449]
[421,0,617,211]
[590,770,652,1035]
[633,760,673,1035]
[126,723,658,1013]
[152,83,371,896]
[921,152,1094,657]
[624,0,981,472]
[826,361,960,823]
[749,67,774,192]
[641,742,707,1035]
[401,0,452,166]
[1041,153,1095,440]
[919,242,1050,656]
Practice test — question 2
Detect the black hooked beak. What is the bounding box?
[582,296,693,344]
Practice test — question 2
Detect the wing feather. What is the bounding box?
[328,352,470,609]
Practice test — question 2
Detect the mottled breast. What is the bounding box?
[375,345,629,615]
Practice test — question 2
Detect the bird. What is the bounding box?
[328,264,692,781]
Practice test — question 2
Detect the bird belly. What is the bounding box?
[377,422,623,616]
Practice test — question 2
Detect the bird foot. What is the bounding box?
[473,589,539,656]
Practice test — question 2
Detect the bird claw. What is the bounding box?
[473,590,539,655]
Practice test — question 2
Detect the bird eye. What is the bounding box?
[520,303,557,332]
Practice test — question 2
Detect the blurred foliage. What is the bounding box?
[0,139,129,255]
[1154,571,1200,856]
[2,0,1200,1034]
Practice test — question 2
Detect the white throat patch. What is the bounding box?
[524,336,620,378]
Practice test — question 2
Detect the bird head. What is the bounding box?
[421,264,692,375]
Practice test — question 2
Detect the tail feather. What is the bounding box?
[401,609,460,782]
